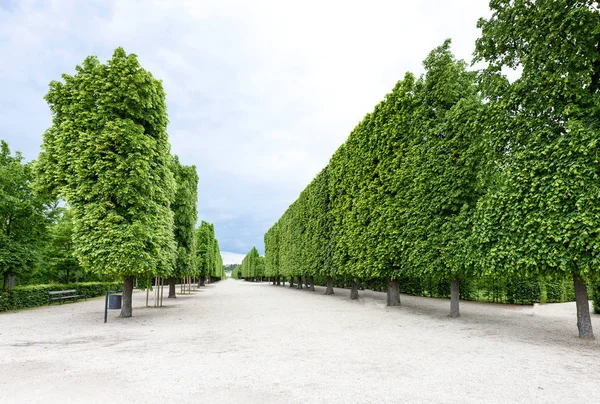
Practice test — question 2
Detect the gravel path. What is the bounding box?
[1,279,599,403]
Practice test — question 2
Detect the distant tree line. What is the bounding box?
[238,247,264,281]
[196,221,226,284]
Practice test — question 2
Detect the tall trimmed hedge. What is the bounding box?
[240,247,263,280]
[265,43,484,304]
[264,0,600,338]
[196,221,225,281]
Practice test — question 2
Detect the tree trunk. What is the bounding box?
[276,276,281,286]
[450,276,460,318]
[3,273,16,290]
[305,276,309,289]
[297,276,303,289]
[350,281,359,300]
[309,276,315,291]
[325,276,334,295]
[160,277,165,306]
[66,268,70,284]
[200,276,205,286]
[168,277,176,298]
[574,274,594,339]
[120,276,134,318]
[387,277,400,306]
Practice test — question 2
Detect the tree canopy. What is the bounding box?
[240,247,263,280]
[1,140,52,289]
[36,47,177,316]
[472,0,600,338]
[171,156,199,278]
[196,221,225,281]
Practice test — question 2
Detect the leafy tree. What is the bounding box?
[195,221,224,283]
[402,41,484,316]
[169,156,199,298]
[212,239,225,280]
[195,221,212,285]
[327,73,421,302]
[262,0,599,339]
[43,208,81,284]
[311,167,336,293]
[36,48,177,317]
[240,247,262,280]
[473,0,600,339]
[231,265,241,279]
[264,222,281,283]
[277,198,306,288]
[0,141,52,289]
[369,74,420,304]
[264,43,483,313]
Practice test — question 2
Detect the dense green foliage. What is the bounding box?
[41,209,79,284]
[263,223,280,279]
[224,264,240,278]
[1,48,228,313]
[231,265,241,279]
[36,47,177,283]
[195,221,225,280]
[34,208,92,284]
[266,43,483,288]
[0,141,53,288]
[0,150,117,287]
[171,157,199,278]
[473,0,600,287]
[240,247,264,280]
[264,1,600,336]
[402,42,483,285]
[214,241,225,280]
[472,0,600,338]
[0,281,121,311]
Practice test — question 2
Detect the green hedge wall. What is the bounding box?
[0,282,121,312]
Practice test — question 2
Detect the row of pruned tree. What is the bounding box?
[196,221,226,284]
[264,0,600,339]
[4,47,224,317]
[238,247,264,281]
[2,136,226,294]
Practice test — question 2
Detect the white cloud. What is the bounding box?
[221,251,245,265]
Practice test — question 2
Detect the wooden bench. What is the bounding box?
[48,289,86,305]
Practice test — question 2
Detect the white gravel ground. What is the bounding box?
[1,278,599,404]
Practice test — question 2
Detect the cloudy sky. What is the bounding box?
[0,0,491,264]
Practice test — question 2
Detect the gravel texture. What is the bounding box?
[1,279,599,403]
